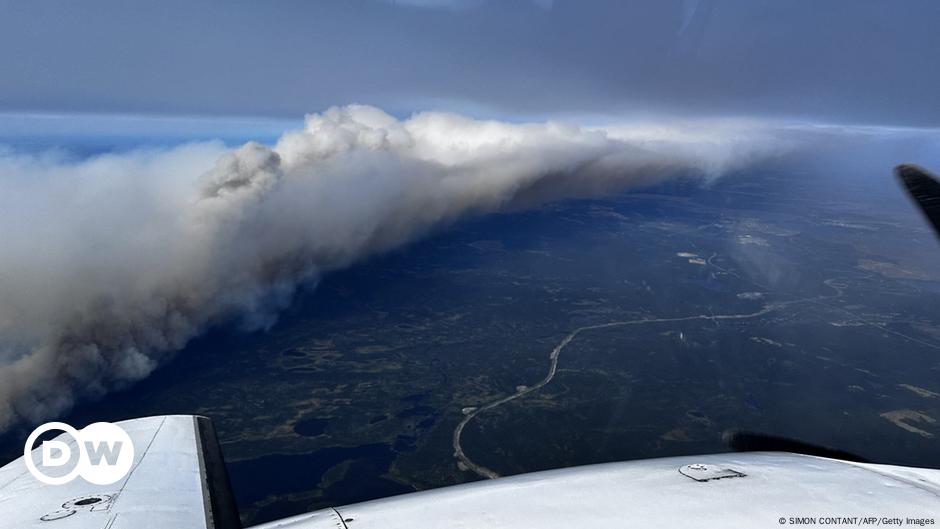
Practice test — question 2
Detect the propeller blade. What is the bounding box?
[896,164,940,238]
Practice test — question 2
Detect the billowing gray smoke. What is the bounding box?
[0,105,789,430]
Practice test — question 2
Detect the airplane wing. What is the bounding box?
[4,416,939,528]
[0,415,240,529]
[248,452,940,529]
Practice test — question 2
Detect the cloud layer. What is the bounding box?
[0,105,845,430]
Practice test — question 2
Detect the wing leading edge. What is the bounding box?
[248,452,940,529]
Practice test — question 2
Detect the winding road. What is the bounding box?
[451,301,800,479]
[451,265,857,480]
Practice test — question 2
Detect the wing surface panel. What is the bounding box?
[248,452,940,529]
[0,415,239,529]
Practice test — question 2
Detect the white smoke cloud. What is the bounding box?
[0,105,791,430]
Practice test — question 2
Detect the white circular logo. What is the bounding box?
[24,422,134,486]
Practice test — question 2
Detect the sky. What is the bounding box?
[1,0,939,127]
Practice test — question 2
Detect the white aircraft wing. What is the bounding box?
[249,452,940,529]
[0,415,240,529]
[4,415,940,528]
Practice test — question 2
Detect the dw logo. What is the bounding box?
[24,422,134,486]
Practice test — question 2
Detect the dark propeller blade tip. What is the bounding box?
[894,164,940,239]
[895,163,935,179]
[723,430,872,464]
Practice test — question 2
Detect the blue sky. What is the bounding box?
[1,0,939,127]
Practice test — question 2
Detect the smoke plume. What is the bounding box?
[0,105,788,429]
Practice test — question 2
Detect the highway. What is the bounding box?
[451,263,864,479]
